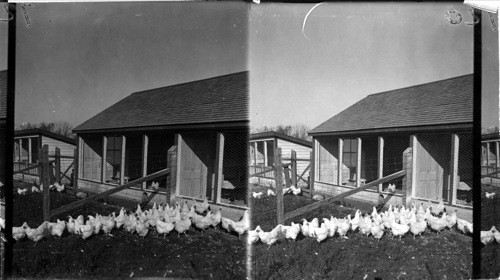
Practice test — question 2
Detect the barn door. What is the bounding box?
[179,137,207,199]
[415,135,447,201]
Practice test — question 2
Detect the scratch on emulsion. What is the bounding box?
[301,2,323,41]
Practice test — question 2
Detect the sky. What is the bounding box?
[249,2,476,131]
[14,2,248,127]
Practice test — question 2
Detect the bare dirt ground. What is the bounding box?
[480,183,500,279]
[250,185,472,280]
[10,180,247,279]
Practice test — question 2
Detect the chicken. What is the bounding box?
[257,224,282,247]
[290,185,302,196]
[337,217,350,238]
[193,212,213,232]
[446,210,457,229]
[87,215,103,235]
[210,208,222,227]
[267,189,276,196]
[155,219,175,237]
[55,183,65,193]
[31,186,40,193]
[386,183,396,193]
[481,226,496,245]
[230,210,250,236]
[26,221,49,243]
[102,214,116,235]
[135,204,143,216]
[114,208,126,230]
[135,218,149,237]
[390,219,409,240]
[194,197,210,214]
[309,218,319,230]
[67,216,77,234]
[281,222,301,241]
[327,217,338,237]
[123,213,137,233]
[252,191,264,199]
[0,217,4,230]
[48,219,66,237]
[221,217,235,233]
[427,214,448,233]
[79,221,94,240]
[12,222,28,241]
[456,218,473,235]
[485,192,496,199]
[181,205,196,221]
[358,215,372,236]
[247,226,261,244]
[282,187,291,195]
[409,218,427,238]
[147,181,159,191]
[370,221,384,241]
[430,200,445,216]
[174,217,192,236]
[300,219,311,237]
[493,226,500,243]
[312,223,329,243]
[348,211,361,232]
[17,188,27,195]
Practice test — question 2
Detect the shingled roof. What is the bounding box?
[73,71,248,133]
[309,74,473,135]
[0,70,7,120]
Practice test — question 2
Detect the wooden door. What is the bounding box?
[180,138,207,198]
[416,138,444,201]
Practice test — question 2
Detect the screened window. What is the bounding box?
[342,138,358,182]
[31,137,39,163]
[105,136,122,184]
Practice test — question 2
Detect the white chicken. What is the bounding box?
[427,214,448,233]
[311,223,329,243]
[248,226,261,244]
[481,226,496,245]
[114,208,126,230]
[446,210,457,229]
[290,185,302,196]
[155,219,175,237]
[252,191,264,199]
[31,186,40,193]
[281,222,301,241]
[48,219,66,237]
[55,183,65,193]
[409,218,427,238]
[493,226,500,243]
[386,183,396,193]
[210,208,222,228]
[26,221,49,243]
[194,197,210,214]
[430,200,445,216]
[267,189,276,196]
[229,210,250,236]
[12,222,28,241]
[17,188,27,195]
[79,221,94,240]
[221,217,235,233]
[390,219,409,240]
[337,217,351,239]
[456,218,473,235]
[174,211,192,236]
[370,221,384,241]
[348,211,361,232]
[485,192,496,199]
[257,224,282,247]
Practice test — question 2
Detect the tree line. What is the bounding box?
[16,121,75,139]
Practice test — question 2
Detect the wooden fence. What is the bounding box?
[13,146,76,187]
[273,147,412,225]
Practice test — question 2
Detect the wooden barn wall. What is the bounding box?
[277,138,312,182]
[81,135,102,182]
[41,135,76,177]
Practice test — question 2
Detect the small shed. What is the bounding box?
[309,74,473,220]
[249,131,312,188]
[72,71,249,216]
[481,132,500,186]
[13,128,76,184]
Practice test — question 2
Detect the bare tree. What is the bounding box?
[52,121,74,138]
[482,126,499,135]
[251,123,312,141]
[15,120,75,138]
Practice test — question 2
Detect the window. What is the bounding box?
[31,137,39,163]
[105,136,122,184]
[266,141,274,167]
[81,135,103,181]
[21,139,30,163]
[342,138,358,182]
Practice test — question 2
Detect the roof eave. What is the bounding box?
[309,122,473,138]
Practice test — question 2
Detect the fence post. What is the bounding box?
[309,149,315,198]
[291,150,297,186]
[55,147,61,184]
[275,148,284,225]
[42,145,51,221]
[167,145,177,204]
[73,148,78,192]
[402,147,413,206]
[284,166,291,188]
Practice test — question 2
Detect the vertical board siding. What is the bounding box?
[276,139,312,185]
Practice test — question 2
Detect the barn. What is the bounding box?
[72,71,249,217]
[13,128,76,184]
[249,131,312,188]
[309,74,473,220]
